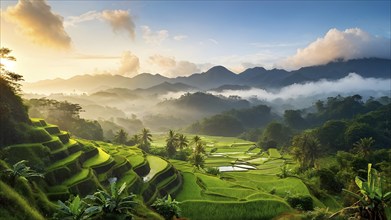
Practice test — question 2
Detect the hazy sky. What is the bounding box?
[1,0,390,82]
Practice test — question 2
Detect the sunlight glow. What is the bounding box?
[0,58,17,72]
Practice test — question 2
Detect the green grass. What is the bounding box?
[175,172,204,201]
[0,181,45,220]
[127,155,145,167]
[169,159,194,172]
[268,148,282,158]
[180,199,292,220]
[143,156,168,182]
[47,151,82,171]
[83,147,111,167]
[62,169,90,186]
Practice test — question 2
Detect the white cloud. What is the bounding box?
[209,38,219,45]
[64,10,101,27]
[282,28,391,70]
[141,26,169,45]
[212,73,391,102]
[4,0,71,49]
[173,35,188,41]
[102,10,135,39]
[148,54,200,77]
[65,10,135,39]
[117,51,140,76]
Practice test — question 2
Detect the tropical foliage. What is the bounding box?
[151,195,181,220]
[340,164,391,220]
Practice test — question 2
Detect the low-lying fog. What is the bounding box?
[23,73,391,131]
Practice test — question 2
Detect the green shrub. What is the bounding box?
[205,167,220,176]
[302,207,332,220]
[151,195,181,220]
[316,168,343,194]
[286,195,313,211]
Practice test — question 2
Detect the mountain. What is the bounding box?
[22,58,391,94]
[134,81,197,95]
[210,84,251,92]
[175,65,238,89]
[158,92,250,115]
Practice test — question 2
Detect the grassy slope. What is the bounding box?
[0,181,45,220]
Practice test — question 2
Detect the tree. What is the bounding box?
[128,134,141,146]
[0,48,29,147]
[2,160,44,186]
[316,120,348,151]
[192,135,201,146]
[291,133,322,170]
[0,47,23,92]
[165,130,178,158]
[334,164,391,220]
[139,128,152,152]
[189,153,205,170]
[151,195,181,220]
[353,137,375,158]
[345,122,376,148]
[177,134,189,150]
[259,122,291,149]
[84,180,137,219]
[284,109,307,130]
[114,129,128,145]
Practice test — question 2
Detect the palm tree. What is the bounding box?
[129,134,141,146]
[166,130,178,158]
[189,153,205,170]
[353,137,374,158]
[84,181,137,218]
[192,135,201,146]
[139,128,152,152]
[177,134,189,150]
[114,129,128,145]
[291,133,322,170]
[2,160,43,186]
[194,142,206,155]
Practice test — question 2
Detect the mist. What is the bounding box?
[206,73,390,112]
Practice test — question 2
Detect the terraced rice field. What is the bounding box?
[161,134,335,219]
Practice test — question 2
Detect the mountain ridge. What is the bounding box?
[22,58,391,94]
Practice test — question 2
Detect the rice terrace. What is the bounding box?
[1,0,390,220]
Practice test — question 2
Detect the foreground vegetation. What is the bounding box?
[1,48,390,219]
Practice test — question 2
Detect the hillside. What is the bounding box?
[0,118,182,219]
[22,58,391,93]
[158,92,251,116]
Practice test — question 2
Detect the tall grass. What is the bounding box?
[0,181,45,220]
[180,199,292,220]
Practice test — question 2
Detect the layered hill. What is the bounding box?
[23,58,391,93]
[0,118,183,218]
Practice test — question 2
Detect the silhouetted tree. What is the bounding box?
[114,129,128,145]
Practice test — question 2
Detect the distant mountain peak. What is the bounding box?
[205,65,235,75]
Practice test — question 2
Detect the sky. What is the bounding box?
[0,0,390,82]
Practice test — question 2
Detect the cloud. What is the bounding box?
[282,28,391,69]
[149,55,176,68]
[4,0,71,49]
[117,51,140,76]
[71,53,120,59]
[173,35,188,41]
[102,10,135,39]
[64,10,101,27]
[211,73,390,104]
[64,10,135,39]
[209,38,219,45]
[141,26,169,45]
[149,54,200,77]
